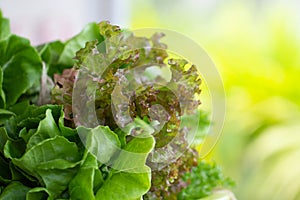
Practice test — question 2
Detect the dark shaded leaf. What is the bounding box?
[26,187,52,200]
[0,181,30,200]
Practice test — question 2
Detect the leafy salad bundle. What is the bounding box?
[0,11,234,200]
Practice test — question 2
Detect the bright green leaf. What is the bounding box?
[38,23,103,77]
[58,23,103,67]
[113,136,155,173]
[0,35,42,106]
[0,11,10,40]
[95,172,151,200]
[95,135,154,200]
[69,153,101,200]
[79,126,121,164]
[27,109,61,149]
[0,67,6,107]
[5,136,81,197]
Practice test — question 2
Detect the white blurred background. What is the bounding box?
[0,0,130,45]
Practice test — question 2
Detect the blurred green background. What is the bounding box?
[130,1,300,199]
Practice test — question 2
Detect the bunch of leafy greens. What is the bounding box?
[0,11,233,200]
[178,162,235,200]
[0,103,154,200]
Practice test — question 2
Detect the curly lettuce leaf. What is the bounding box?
[55,22,201,151]
[144,148,198,200]
[177,162,234,200]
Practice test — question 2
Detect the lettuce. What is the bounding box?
[0,104,154,199]
[0,35,42,107]
[0,10,234,200]
[37,23,104,77]
[0,11,10,40]
[0,182,31,200]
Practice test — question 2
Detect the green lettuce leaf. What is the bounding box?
[0,155,11,184]
[95,172,151,200]
[69,152,102,200]
[0,126,8,154]
[26,187,52,200]
[81,125,121,164]
[0,182,30,200]
[0,34,42,107]
[0,109,15,125]
[26,109,60,149]
[38,23,104,77]
[4,136,81,197]
[112,136,155,173]
[74,125,154,200]
[96,134,155,200]
[0,103,85,198]
[0,68,6,107]
[0,11,10,40]
[15,104,61,130]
